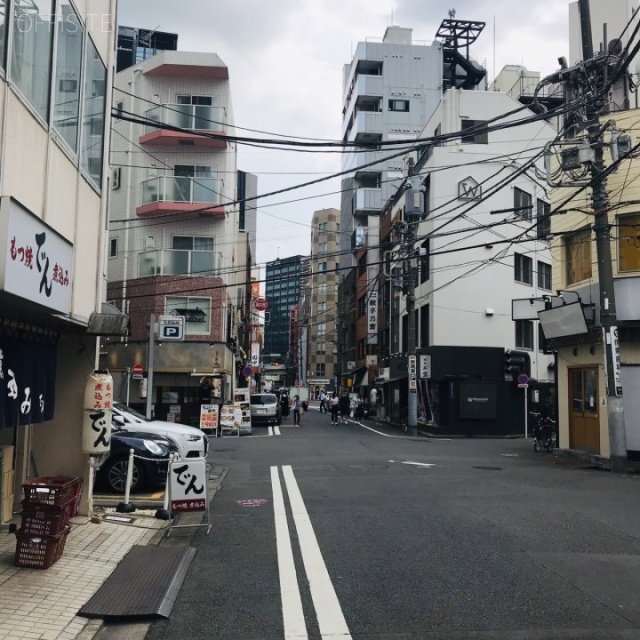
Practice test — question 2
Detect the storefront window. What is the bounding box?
[618,213,640,272]
[165,296,211,336]
[53,1,83,153]
[80,37,106,187]
[11,0,55,121]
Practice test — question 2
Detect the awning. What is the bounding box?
[356,371,368,388]
[86,302,130,336]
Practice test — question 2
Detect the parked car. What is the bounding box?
[96,427,178,493]
[111,402,208,459]
[250,393,282,426]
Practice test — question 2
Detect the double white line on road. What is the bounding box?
[271,465,352,640]
[268,426,282,436]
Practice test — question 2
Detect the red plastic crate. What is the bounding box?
[15,526,70,569]
[22,476,82,510]
[20,499,75,536]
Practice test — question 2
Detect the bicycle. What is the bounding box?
[531,413,557,453]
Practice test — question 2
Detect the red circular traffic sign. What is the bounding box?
[132,364,143,376]
[254,296,268,312]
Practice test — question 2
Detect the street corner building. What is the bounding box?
[0,1,121,524]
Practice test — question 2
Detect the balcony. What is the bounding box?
[345,111,383,145]
[342,149,388,176]
[139,249,222,278]
[354,188,382,215]
[136,175,225,217]
[140,104,227,147]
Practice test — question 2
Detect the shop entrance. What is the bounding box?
[568,367,600,453]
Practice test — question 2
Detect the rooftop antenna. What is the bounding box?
[448,8,456,19]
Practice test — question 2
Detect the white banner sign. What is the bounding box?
[169,459,208,513]
[250,341,260,367]
[420,354,432,379]
[408,355,417,393]
[610,326,623,396]
[367,291,378,343]
[0,198,73,314]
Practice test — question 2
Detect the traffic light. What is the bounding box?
[504,349,530,380]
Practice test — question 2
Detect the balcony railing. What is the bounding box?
[139,249,222,278]
[141,175,223,206]
[144,104,225,132]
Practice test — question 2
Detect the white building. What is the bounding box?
[381,83,556,433]
[105,50,253,425]
[0,1,118,520]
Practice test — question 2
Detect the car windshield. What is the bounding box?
[114,402,150,422]
[251,394,277,405]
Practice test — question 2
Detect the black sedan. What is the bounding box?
[95,427,179,493]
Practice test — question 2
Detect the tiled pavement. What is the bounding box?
[0,513,165,640]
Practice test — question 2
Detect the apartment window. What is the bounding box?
[514,188,533,220]
[316,363,325,377]
[172,236,215,276]
[318,222,327,233]
[357,296,366,317]
[165,296,211,336]
[317,282,326,296]
[419,239,430,284]
[318,302,326,314]
[516,320,534,350]
[12,0,55,121]
[537,199,551,239]
[177,94,212,106]
[566,229,592,284]
[52,1,83,153]
[460,119,488,144]
[109,237,117,258]
[316,342,326,355]
[388,99,409,112]
[80,38,107,187]
[514,253,533,285]
[317,323,326,337]
[537,261,552,290]
[358,252,367,276]
[318,242,327,254]
[318,262,328,272]
[618,213,640,272]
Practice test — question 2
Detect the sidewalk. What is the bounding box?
[0,465,227,640]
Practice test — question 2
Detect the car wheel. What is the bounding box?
[276,417,282,426]
[103,456,146,493]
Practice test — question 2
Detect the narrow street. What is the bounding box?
[136,409,640,640]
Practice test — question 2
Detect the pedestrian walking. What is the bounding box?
[292,395,301,426]
[339,392,350,424]
[280,390,290,421]
[329,392,339,425]
[319,390,327,413]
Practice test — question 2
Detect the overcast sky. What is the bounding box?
[118,0,569,267]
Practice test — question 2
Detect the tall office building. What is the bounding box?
[264,255,306,383]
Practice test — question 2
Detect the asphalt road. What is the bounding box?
[144,408,640,640]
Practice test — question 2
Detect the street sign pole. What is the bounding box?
[146,313,155,419]
[524,386,528,439]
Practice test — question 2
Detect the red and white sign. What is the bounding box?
[170,459,208,513]
[254,296,268,312]
[132,363,143,380]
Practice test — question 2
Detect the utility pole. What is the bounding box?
[577,0,627,472]
[403,162,425,436]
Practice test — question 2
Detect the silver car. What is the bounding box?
[250,393,282,426]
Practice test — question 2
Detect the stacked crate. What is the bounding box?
[15,476,82,569]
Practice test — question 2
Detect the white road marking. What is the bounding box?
[282,466,352,640]
[270,467,308,639]
[274,426,281,436]
[400,461,435,468]
[355,423,406,438]
[268,427,274,436]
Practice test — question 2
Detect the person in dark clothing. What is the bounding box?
[354,397,364,424]
[338,393,350,424]
[280,391,290,419]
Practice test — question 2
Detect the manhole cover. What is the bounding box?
[472,466,503,471]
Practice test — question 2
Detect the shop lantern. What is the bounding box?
[82,371,113,454]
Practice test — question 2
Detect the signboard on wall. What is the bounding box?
[199,404,218,431]
[367,291,378,344]
[459,382,497,420]
[0,197,73,314]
